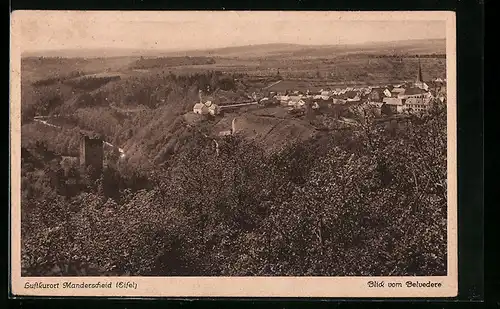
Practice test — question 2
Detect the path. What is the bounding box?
[263,80,283,90]
[219,102,258,109]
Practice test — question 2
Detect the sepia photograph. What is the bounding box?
[10,11,457,297]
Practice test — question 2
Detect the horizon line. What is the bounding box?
[21,37,446,56]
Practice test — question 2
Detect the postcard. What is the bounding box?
[10,10,457,297]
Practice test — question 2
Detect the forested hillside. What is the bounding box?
[21,101,447,276]
[20,55,448,277]
[21,70,248,168]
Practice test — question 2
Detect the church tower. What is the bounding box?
[415,59,427,90]
[416,59,424,83]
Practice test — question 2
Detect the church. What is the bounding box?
[382,59,435,114]
[414,59,429,91]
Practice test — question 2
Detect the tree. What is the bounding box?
[381,103,394,116]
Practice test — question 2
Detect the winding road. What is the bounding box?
[33,116,126,159]
[263,80,283,90]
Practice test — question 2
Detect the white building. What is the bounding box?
[383,88,392,97]
[193,100,220,115]
[383,97,405,113]
[206,101,221,115]
[218,130,232,136]
[193,103,209,115]
[404,97,431,113]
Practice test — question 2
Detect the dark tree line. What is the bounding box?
[131,56,216,69]
[21,104,447,277]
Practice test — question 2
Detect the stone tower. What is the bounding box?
[79,134,104,178]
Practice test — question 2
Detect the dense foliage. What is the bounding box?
[20,57,448,277]
[21,101,447,276]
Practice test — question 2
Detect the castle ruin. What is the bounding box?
[79,133,104,178]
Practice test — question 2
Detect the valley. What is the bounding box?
[19,39,448,277]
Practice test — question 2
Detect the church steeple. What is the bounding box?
[198,89,203,104]
[416,59,423,83]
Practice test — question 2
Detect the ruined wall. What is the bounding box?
[79,135,104,177]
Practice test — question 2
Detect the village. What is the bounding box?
[34,60,448,184]
[191,60,447,127]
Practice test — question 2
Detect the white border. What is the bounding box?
[10,11,457,298]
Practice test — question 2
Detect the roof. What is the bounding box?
[383,97,404,105]
[370,88,386,96]
[289,96,303,102]
[405,97,426,104]
[402,82,415,88]
[334,90,358,100]
[404,87,427,96]
[193,103,207,109]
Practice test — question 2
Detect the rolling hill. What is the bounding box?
[22,39,446,59]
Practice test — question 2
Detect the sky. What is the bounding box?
[13,11,448,52]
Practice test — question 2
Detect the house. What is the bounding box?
[208,103,221,116]
[259,97,272,106]
[346,93,361,102]
[391,87,406,98]
[383,97,405,113]
[383,88,392,97]
[196,99,220,115]
[401,81,414,89]
[288,95,302,101]
[193,102,209,115]
[331,90,360,105]
[368,88,387,102]
[367,101,384,108]
[332,97,346,104]
[288,96,306,108]
[278,95,290,104]
[313,99,332,110]
[404,97,430,113]
[313,94,324,100]
[218,130,232,136]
